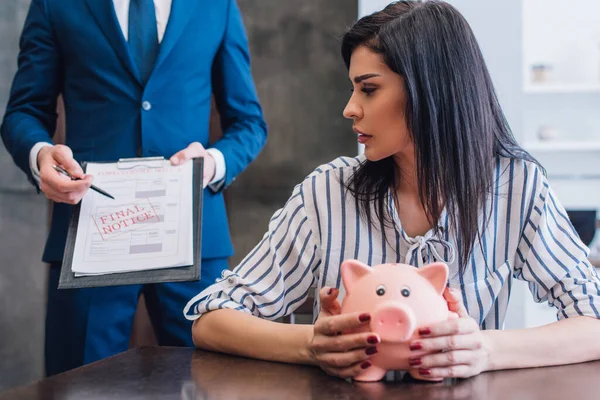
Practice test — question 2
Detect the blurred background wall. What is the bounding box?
[228,0,358,266]
[0,0,48,390]
[0,0,358,390]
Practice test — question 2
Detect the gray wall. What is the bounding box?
[0,0,48,391]
[230,0,358,266]
[0,0,358,390]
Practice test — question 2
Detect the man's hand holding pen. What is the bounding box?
[37,145,93,205]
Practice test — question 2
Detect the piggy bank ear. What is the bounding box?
[341,259,371,294]
[417,262,449,295]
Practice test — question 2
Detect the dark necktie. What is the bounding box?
[128,0,159,84]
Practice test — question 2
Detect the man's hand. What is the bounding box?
[170,142,216,188]
[37,145,93,204]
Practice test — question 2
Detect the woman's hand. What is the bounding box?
[308,287,380,379]
[408,288,492,379]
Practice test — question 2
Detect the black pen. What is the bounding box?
[52,164,115,200]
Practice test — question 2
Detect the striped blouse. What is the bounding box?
[184,155,600,329]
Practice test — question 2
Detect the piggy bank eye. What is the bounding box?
[401,286,411,297]
[376,285,386,296]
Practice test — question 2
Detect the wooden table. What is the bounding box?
[1,347,599,399]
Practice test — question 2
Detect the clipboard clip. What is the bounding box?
[117,156,165,170]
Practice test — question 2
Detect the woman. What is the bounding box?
[182,1,600,380]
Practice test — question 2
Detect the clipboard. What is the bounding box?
[58,157,203,289]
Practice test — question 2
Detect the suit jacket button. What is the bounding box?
[142,101,152,111]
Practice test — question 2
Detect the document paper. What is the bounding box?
[70,160,194,276]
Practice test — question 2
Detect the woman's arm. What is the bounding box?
[480,169,600,371]
[485,316,600,371]
[408,289,600,379]
[192,309,314,364]
[192,288,381,378]
[489,171,600,369]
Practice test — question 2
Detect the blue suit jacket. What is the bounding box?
[1,0,267,263]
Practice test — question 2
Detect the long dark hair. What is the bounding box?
[342,1,542,271]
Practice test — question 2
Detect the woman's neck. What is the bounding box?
[393,151,419,197]
[392,151,442,237]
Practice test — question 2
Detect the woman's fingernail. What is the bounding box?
[418,368,431,376]
[367,335,379,344]
[361,361,372,369]
[365,347,378,355]
[418,328,431,336]
[171,156,179,164]
[409,342,422,351]
[408,357,422,366]
[359,313,371,322]
[327,288,333,295]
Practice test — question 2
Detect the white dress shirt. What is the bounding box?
[184,155,600,329]
[30,0,226,189]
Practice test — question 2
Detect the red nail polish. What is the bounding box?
[418,368,431,376]
[409,342,422,351]
[359,313,371,322]
[361,361,372,369]
[418,328,431,336]
[367,335,379,344]
[365,347,378,355]
[327,288,333,295]
[408,357,422,366]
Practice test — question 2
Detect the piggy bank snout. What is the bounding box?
[370,301,416,343]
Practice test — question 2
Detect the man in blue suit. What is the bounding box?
[1,0,267,375]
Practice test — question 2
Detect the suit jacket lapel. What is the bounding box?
[85,0,142,85]
[153,0,199,72]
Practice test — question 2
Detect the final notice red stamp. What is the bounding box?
[92,199,159,240]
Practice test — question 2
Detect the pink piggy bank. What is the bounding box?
[340,259,455,382]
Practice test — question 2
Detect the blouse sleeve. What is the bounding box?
[183,182,322,321]
[513,165,600,320]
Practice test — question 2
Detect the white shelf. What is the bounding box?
[524,83,600,94]
[523,140,600,152]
